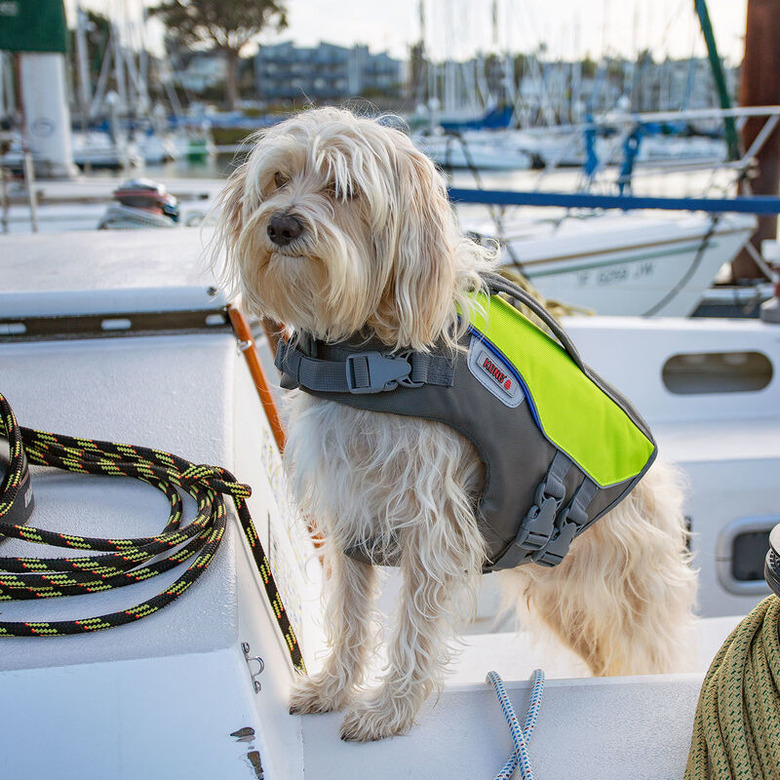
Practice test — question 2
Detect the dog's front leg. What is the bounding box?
[289,540,378,715]
[340,519,481,742]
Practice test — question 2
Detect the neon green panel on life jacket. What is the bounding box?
[468,292,655,488]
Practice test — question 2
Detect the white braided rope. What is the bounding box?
[486,669,545,780]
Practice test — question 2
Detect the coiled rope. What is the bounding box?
[0,391,304,672]
[685,595,780,779]
[487,669,545,780]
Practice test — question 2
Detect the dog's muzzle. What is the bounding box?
[267,212,304,246]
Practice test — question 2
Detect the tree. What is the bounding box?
[581,54,597,79]
[149,0,288,109]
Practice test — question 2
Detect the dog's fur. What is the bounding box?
[214,107,697,742]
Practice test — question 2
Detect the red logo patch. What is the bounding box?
[473,347,521,403]
[481,356,506,385]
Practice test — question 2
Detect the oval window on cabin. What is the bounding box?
[732,530,772,582]
[662,351,773,395]
[715,517,779,596]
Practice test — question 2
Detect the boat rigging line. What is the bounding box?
[685,523,780,778]
[684,594,780,779]
[641,214,721,317]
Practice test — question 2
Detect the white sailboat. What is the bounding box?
[415,127,533,170]
[467,208,757,316]
[450,104,780,317]
[1,228,778,778]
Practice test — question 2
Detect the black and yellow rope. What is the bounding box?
[0,391,304,672]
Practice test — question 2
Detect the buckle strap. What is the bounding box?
[275,339,455,395]
[345,352,415,394]
[275,341,347,391]
[531,477,597,567]
[516,451,571,550]
[488,451,577,570]
[492,452,572,569]
[407,352,456,387]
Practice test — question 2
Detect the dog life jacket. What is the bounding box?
[275,274,657,572]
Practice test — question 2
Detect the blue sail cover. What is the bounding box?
[440,105,514,133]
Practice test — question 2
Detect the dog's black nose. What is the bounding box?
[267,212,304,246]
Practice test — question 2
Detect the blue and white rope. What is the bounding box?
[486,669,545,780]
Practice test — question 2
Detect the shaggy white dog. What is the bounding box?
[214,107,697,742]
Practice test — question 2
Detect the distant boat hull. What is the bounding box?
[415,131,533,170]
[468,210,757,316]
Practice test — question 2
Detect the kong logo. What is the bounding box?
[482,355,507,384]
[467,341,524,408]
[479,352,518,397]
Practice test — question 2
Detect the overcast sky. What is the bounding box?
[69,0,749,65]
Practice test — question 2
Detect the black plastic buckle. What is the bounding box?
[345,351,413,394]
[532,523,577,566]
[396,351,424,389]
[512,475,569,560]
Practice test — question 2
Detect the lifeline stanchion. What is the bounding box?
[226,305,325,557]
[486,669,545,780]
[227,303,287,453]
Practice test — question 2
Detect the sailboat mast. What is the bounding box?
[693,0,740,160]
[733,0,780,280]
[75,6,91,124]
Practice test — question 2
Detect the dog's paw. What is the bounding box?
[289,673,351,715]
[339,694,415,742]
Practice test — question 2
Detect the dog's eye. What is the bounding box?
[273,172,289,189]
[325,181,356,201]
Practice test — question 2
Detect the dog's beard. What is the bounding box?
[236,198,383,341]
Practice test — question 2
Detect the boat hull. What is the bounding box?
[479,210,757,316]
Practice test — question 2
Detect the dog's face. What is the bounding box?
[215,108,465,350]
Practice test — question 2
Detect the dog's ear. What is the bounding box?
[378,143,457,350]
[211,162,250,294]
[217,162,250,250]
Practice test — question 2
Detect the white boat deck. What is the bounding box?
[1,229,778,778]
[0,230,313,778]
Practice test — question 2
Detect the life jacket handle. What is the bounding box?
[484,274,586,372]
